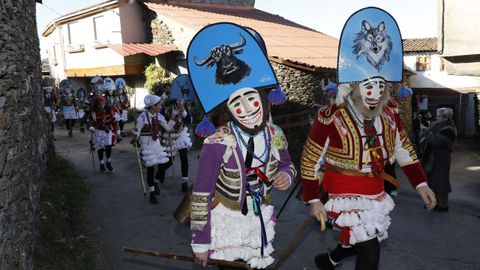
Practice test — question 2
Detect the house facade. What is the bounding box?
[42,0,338,115]
[403,37,480,137]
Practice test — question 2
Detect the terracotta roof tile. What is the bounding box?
[403,38,438,53]
[108,43,178,57]
[144,1,338,70]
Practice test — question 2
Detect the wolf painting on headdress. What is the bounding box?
[353,20,393,71]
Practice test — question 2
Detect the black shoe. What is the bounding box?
[100,164,106,172]
[80,127,85,133]
[433,205,449,212]
[68,129,73,137]
[154,183,160,195]
[149,192,158,204]
[155,171,165,183]
[181,182,188,192]
[314,253,336,270]
[121,131,126,137]
[106,162,114,172]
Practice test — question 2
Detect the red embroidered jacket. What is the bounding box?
[87,109,119,132]
[301,101,427,201]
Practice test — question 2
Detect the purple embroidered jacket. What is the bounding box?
[190,123,296,245]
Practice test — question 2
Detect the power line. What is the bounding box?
[39,2,63,16]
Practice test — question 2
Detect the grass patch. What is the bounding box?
[33,155,97,270]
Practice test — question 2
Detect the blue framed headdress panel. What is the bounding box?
[337,7,404,84]
[187,22,278,114]
[170,74,195,101]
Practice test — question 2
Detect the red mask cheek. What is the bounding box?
[236,108,242,115]
[254,101,260,107]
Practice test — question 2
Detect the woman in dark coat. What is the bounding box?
[421,107,456,212]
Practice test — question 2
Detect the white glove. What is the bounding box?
[116,130,121,136]
[88,126,95,132]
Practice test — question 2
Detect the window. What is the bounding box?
[93,15,110,47]
[416,56,431,71]
[66,21,84,52]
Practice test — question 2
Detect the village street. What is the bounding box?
[54,123,480,270]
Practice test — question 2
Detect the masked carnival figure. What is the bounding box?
[133,95,176,204]
[115,77,130,137]
[87,96,121,172]
[156,74,194,192]
[43,86,57,134]
[91,75,104,97]
[187,23,295,269]
[300,8,437,270]
[75,87,88,133]
[58,79,77,137]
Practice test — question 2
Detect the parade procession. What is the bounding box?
[2,0,480,270]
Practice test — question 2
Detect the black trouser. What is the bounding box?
[97,145,112,161]
[119,120,125,132]
[157,148,189,179]
[329,238,380,270]
[147,166,155,188]
[65,119,75,131]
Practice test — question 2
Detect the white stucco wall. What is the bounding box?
[440,0,480,57]
[404,53,480,90]
[62,8,124,69]
[46,28,67,81]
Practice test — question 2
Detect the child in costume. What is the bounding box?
[87,96,120,172]
[133,95,176,204]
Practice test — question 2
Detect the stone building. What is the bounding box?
[0,0,48,269]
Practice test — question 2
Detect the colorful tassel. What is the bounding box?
[323,82,338,98]
[268,85,286,105]
[397,84,413,99]
[195,115,216,138]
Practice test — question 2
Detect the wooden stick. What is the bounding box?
[134,143,147,196]
[272,215,314,270]
[123,247,253,270]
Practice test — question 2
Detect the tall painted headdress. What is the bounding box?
[337,7,403,84]
[170,74,195,101]
[187,22,279,114]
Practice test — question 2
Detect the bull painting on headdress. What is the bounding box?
[194,33,251,85]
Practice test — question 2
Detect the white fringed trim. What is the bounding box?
[139,137,169,166]
[209,200,276,269]
[325,192,394,245]
[335,84,353,106]
[93,130,113,149]
[120,110,128,121]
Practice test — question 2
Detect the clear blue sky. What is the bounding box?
[36,0,437,56]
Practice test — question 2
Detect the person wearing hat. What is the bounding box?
[115,77,130,137]
[156,74,195,192]
[87,95,121,172]
[187,23,295,269]
[133,95,177,204]
[301,8,436,270]
[58,79,77,137]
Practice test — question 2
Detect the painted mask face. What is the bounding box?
[359,78,386,109]
[227,88,264,131]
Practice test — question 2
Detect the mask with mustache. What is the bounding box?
[227,87,268,133]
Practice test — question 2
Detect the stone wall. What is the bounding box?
[151,18,175,46]
[0,1,49,269]
[271,61,333,111]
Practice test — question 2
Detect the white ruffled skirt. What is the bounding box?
[162,128,192,156]
[139,136,169,167]
[62,106,77,119]
[209,198,276,269]
[44,106,57,123]
[93,129,113,149]
[325,192,394,246]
